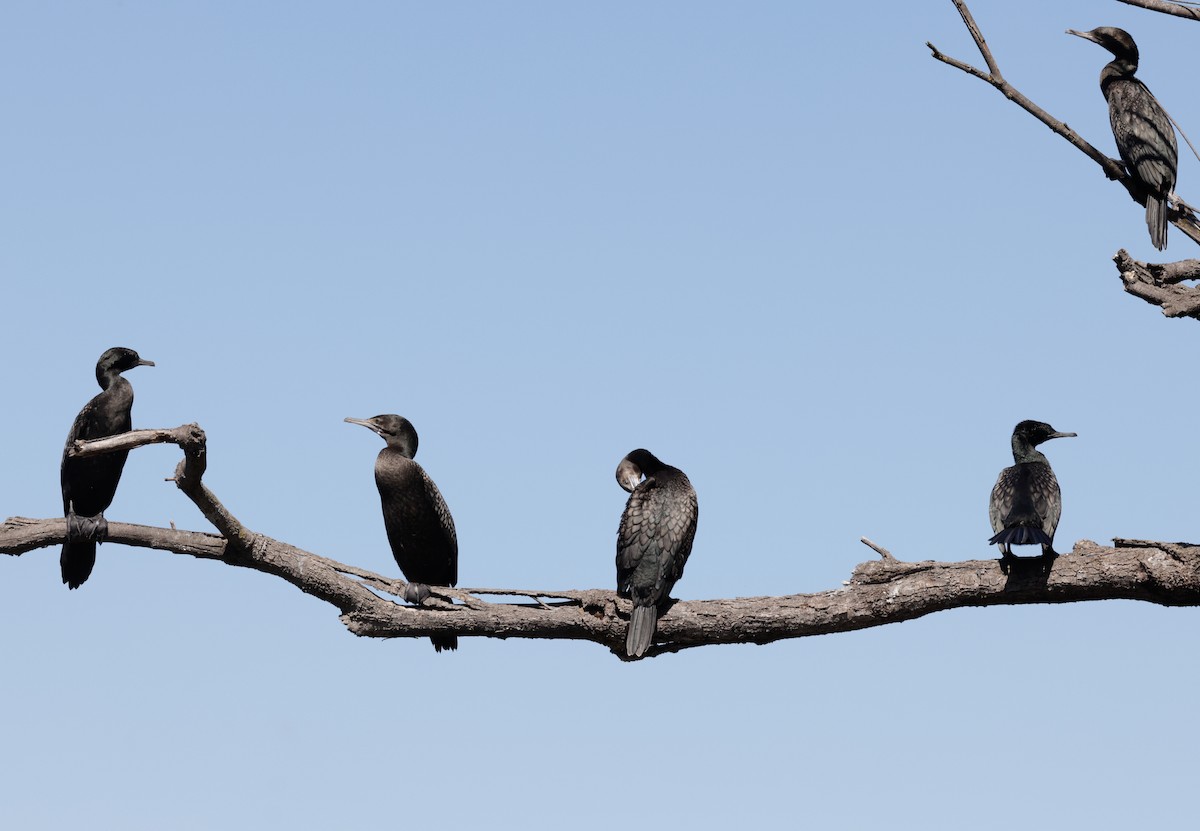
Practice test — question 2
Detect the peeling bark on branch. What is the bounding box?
[1113,248,1200,318]
[6,423,1200,658]
[1117,0,1200,21]
[929,0,1200,277]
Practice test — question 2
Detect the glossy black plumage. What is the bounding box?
[60,347,154,589]
[346,414,458,652]
[989,420,1076,560]
[1069,26,1178,250]
[615,449,698,658]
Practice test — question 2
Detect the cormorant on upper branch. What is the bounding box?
[1069,26,1178,250]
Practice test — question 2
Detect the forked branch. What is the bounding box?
[1113,248,1200,317]
[928,0,1200,248]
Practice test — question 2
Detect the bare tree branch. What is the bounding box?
[1113,248,1200,317]
[5,511,1200,656]
[949,0,1001,79]
[70,423,256,552]
[928,0,1200,249]
[1118,0,1200,21]
[5,423,1200,659]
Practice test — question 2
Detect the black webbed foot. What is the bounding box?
[66,509,84,541]
[67,509,109,543]
[998,547,1017,575]
[1038,546,1059,576]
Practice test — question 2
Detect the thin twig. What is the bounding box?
[860,537,897,562]
[951,0,1002,78]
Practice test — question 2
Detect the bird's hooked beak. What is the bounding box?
[344,416,382,436]
[138,359,155,367]
[1066,29,1097,44]
[1048,431,1078,441]
[616,459,643,494]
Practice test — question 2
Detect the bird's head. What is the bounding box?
[616,448,665,493]
[95,347,154,386]
[1012,420,1077,448]
[1067,27,1139,63]
[345,414,419,458]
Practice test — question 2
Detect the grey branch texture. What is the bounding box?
[4,424,1200,659]
[1114,249,1200,317]
[929,0,1200,317]
[1118,0,1200,21]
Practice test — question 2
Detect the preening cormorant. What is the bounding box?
[60,347,154,589]
[1068,26,1178,250]
[988,420,1076,561]
[346,414,458,652]
[615,449,698,659]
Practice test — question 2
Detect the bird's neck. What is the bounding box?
[96,372,129,392]
[1011,439,1047,465]
[1101,58,1138,87]
[381,441,416,460]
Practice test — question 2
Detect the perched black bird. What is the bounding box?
[60,347,154,589]
[615,449,698,659]
[346,414,458,652]
[989,420,1076,561]
[1068,26,1178,250]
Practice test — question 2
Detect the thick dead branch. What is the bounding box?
[1118,0,1200,21]
[7,424,1199,658]
[5,512,1200,657]
[928,0,1200,249]
[1113,248,1200,317]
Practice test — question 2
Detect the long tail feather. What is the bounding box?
[430,635,458,653]
[60,541,96,590]
[1148,194,1168,251]
[989,526,1052,548]
[626,605,657,658]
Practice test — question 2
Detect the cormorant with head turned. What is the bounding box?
[989,420,1076,562]
[60,347,155,589]
[1068,26,1178,250]
[346,414,458,652]
[615,449,698,659]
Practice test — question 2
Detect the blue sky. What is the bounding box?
[2,2,1196,828]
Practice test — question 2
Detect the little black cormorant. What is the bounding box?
[615,449,698,659]
[60,347,154,589]
[1069,26,1178,250]
[989,420,1076,561]
[346,414,459,652]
